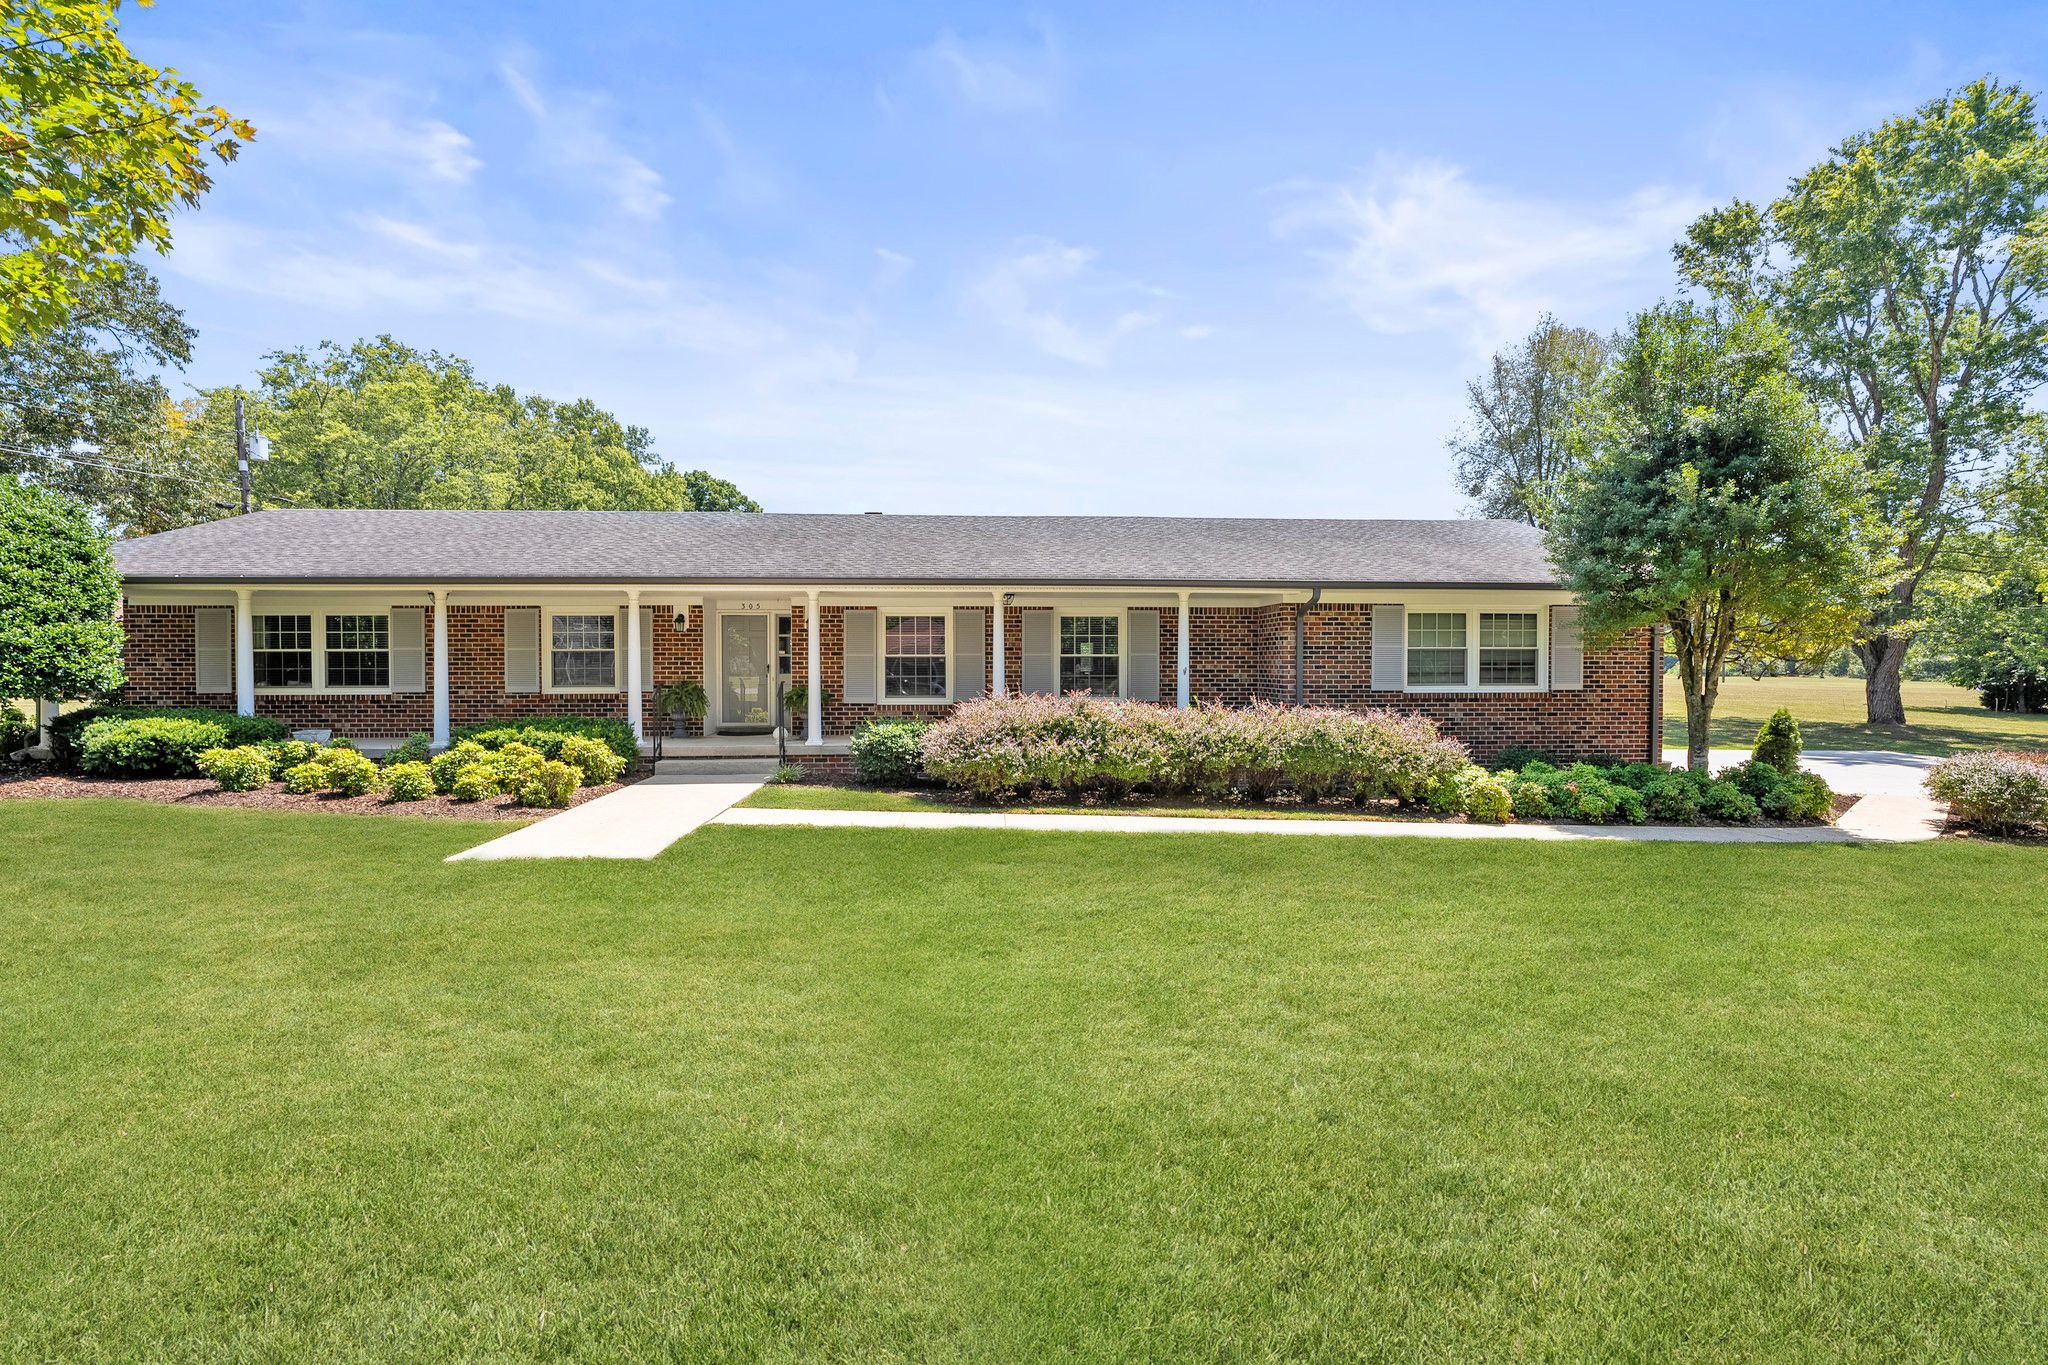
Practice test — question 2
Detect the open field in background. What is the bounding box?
[1663,673,2048,756]
[3,799,2045,1360]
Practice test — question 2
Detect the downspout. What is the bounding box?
[1293,587,1323,705]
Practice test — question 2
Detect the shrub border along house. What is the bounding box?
[900,695,1836,827]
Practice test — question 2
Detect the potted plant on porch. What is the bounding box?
[655,681,707,738]
[781,683,834,740]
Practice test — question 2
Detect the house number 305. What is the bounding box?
[732,600,766,611]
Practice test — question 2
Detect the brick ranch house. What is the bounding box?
[109,509,1662,767]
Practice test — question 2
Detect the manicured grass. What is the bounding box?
[1664,672,2048,755]
[4,800,2047,1359]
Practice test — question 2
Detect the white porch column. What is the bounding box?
[804,589,823,746]
[990,589,1007,697]
[1176,590,1192,709]
[625,588,643,742]
[232,587,255,717]
[430,589,450,748]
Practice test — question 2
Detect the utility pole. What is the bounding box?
[234,395,252,515]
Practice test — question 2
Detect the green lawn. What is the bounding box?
[1664,672,2048,755]
[4,801,2046,1360]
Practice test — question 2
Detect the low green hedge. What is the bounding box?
[1488,758,1831,826]
[849,719,929,785]
[452,716,636,764]
[54,706,288,770]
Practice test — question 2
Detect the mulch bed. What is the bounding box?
[0,768,639,821]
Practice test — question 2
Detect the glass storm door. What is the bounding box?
[720,614,775,733]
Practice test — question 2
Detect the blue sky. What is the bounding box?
[134,1,2044,516]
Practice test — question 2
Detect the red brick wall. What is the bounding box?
[120,600,706,738]
[120,597,1655,760]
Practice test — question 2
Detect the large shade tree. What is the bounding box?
[0,480,124,705]
[176,337,760,514]
[1548,303,1889,770]
[1446,313,1609,528]
[1675,78,2048,724]
[0,260,233,533]
[1,0,251,342]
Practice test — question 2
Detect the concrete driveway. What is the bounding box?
[1663,747,1943,841]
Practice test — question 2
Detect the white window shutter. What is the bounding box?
[504,608,540,694]
[1021,610,1054,694]
[194,607,231,693]
[1126,609,1161,701]
[951,607,986,699]
[639,607,656,691]
[843,608,878,703]
[1550,605,1584,691]
[1371,604,1405,692]
[389,607,426,693]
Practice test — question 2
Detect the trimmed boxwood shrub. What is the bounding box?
[452,716,636,764]
[430,741,489,794]
[1701,779,1761,823]
[516,759,580,808]
[449,765,500,803]
[195,745,272,792]
[850,718,929,785]
[1752,707,1803,775]
[1463,774,1512,823]
[282,760,328,795]
[319,748,382,797]
[383,761,433,802]
[78,716,233,777]
[1926,751,2047,833]
[53,706,287,768]
[556,735,625,787]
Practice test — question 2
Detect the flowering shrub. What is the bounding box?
[1926,751,2048,833]
[195,745,272,792]
[918,696,1468,803]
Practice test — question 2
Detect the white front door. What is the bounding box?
[718,613,775,733]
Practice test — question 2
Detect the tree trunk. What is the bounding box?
[1686,688,1712,772]
[1854,636,1909,725]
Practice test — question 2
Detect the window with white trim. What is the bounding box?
[883,614,947,699]
[1478,612,1540,687]
[1406,612,1467,688]
[1059,615,1120,696]
[253,614,313,687]
[325,614,390,687]
[551,613,615,688]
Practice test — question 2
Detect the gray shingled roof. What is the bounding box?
[111,510,1560,588]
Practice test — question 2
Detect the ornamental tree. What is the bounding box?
[0,480,124,702]
[1548,303,1890,771]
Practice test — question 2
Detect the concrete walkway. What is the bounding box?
[447,774,765,861]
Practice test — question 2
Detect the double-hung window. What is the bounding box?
[551,613,616,688]
[253,614,313,687]
[325,614,390,687]
[1478,612,1540,687]
[1406,613,1468,688]
[1059,615,1120,696]
[883,615,947,699]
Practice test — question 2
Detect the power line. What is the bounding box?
[0,441,297,505]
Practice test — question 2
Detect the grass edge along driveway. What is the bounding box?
[3,798,2045,1361]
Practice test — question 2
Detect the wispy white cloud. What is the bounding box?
[499,51,671,221]
[259,87,481,186]
[913,24,1063,114]
[966,238,1164,366]
[1274,156,1708,352]
[872,247,914,291]
[692,104,780,210]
